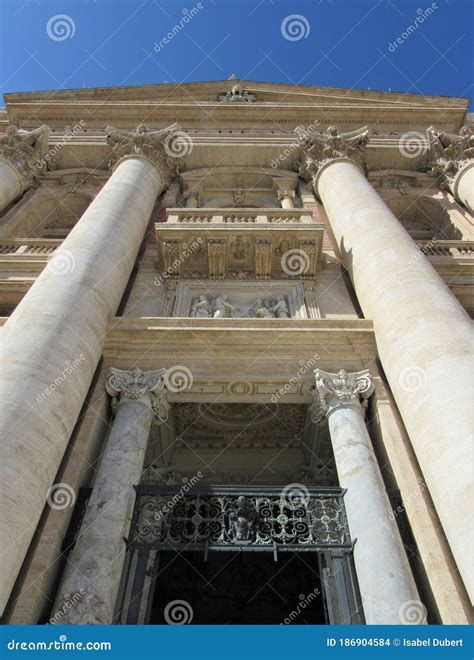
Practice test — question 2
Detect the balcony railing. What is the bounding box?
[165,208,314,225]
[128,485,351,552]
[416,240,474,257]
[0,239,61,256]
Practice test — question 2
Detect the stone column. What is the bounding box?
[313,369,421,624]
[427,126,474,212]
[52,368,169,624]
[299,125,474,602]
[0,125,50,212]
[0,124,184,615]
[277,189,295,209]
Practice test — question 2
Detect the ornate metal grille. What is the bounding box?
[128,486,351,551]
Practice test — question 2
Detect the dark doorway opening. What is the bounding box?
[150,550,327,624]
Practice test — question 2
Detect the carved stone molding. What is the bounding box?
[105,123,186,188]
[311,368,374,421]
[207,239,227,279]
[296,125,369,188]
[255,237,272,280]
[217,84,256,103]
[0,125,50,189]
[105,367,170,422]
[426,125,474,188]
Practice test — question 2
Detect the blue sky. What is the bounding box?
[0,0,472,107]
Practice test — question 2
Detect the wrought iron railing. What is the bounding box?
[128,485,351,552]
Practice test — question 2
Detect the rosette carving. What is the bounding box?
[105,367,170,423]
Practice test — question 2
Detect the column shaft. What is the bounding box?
[451,162,474,213]
[0,156,162,614]
[0,159,24,212]
[327,402,421,623]
[317,159,474,600]
[54,394,155,624]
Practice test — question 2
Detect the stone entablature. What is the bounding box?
[156,212,323,280]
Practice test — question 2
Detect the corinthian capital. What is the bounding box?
[105,367,170,422]
[312,368,374,420]
[105,123,188,188]
[296,125,369,185]
[426,125,474,188]
[0,125,50,188]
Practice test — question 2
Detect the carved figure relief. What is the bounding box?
[188,294,291,318]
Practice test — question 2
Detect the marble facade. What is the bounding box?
[0,81,472,625]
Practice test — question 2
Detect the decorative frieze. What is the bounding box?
[296,125,369,186]
[207,238,227,278]
[0,125,50,188]
[255,237,272,279]
[106,123,185,187]
[189,292,291,318]
[105,367,170,422]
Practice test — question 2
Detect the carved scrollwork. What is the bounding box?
[296,125,369,185]
[105,123,186,188]
[0,125,50,188]
[105,367,170,422]
[129,488,351,549]
[312,368,374,420]
[426,125,474,188]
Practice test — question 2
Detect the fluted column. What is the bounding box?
[277,189,295,209]
[427,126,474,212]
[313,369,421,624]
[299,125,474,602]
[0,124,184,615]
[0,125,50,212]
[53,368,169,624]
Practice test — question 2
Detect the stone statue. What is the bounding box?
[228,496,259,542]
[269,294,290,318]
[213,294,237,318]
[253,299,274,318]
[190,294,212,318]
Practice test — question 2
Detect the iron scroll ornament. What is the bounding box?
[128,486,352,551]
